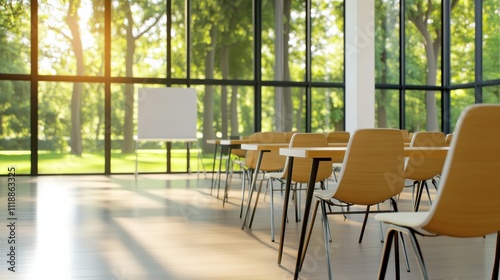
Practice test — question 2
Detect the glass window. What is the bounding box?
[483,0,500,81]
[190,1,253,80]
[261,86,304,132]
[0,81,31,175]
[38,82,104,174]
[450,88,475,131]
[375,89,400,128]
[0,1,30,74]
[39,0,104,76]
[171,0,187,79]
[405,90,442,132]
[484,85,500,104]
[405,0,442,86]
[311,88,344,132]
[311,0,344,83]
[111,0,167,78]
[450,0,475,85]
[262,0,306,81]
[195,84,255,138]
[375,0,400,85]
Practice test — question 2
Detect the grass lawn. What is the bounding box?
[0,149,225,175]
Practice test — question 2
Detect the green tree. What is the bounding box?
[65,0,84,155]
[113,0,166,153]
[406,0,458,131]
[0,1,31,148]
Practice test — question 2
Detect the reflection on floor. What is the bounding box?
[0,173,496,279]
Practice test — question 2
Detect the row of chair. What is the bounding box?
[220,104,500,280]
[298,105,499,279]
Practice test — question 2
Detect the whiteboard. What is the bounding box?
[137,87,197,141]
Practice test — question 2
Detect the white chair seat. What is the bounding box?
[375,212,429,230]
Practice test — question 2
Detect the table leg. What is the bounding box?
[278,156,294,264]
[216,145,225,198]
[222,146,233,206]
[210,143,219,195]
[294,158,322,279]
[241,150,265,230]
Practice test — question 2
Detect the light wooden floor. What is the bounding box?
[0,173,496,279]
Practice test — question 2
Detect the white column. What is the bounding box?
[345,0,375,132]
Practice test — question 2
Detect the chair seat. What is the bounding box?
[265,171,286,180]
[332,163,343,169]
[314,189,337,200]
[375,212,429,229]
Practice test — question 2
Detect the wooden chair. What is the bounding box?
[401,129,411,144]
[301,129,407,280]
[404,131,446,211]
[228,135,249,177]
[236,132,287,217]
[251,133,332,241]
[445,133,453,145]
[326,131,350,144]
[326,131,350,181]
[285,131,296,143]
[376,104,500,280]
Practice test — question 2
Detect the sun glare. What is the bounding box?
[78,0,96,50]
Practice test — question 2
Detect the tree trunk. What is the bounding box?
[230,85,239,136]
[409,6,440,132]
[202,26,217,152]
[282,0,293,131]
[274,0,285,131]
[273,0,293,132]
[376,8,388,128]
[220,46,229,138]
[122,1,136,153]
[66,0,83,156]
[377,90,388,128]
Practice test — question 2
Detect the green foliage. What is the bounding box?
[1,1,500,173]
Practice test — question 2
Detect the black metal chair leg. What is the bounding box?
[358,205,371,243]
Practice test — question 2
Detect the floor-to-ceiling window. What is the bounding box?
[375,0,500,132]
[1,0,499,175]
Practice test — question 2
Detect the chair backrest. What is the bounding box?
[282,133,332,183]
[400,129,411,143]
[230,135,246,157]
[445,133,453,145]
[326,131,350,144]
[333,129,405,205]
[421,104,500,237]
[326,131,351,162]
[404,131,446,181]
[285,131,296,143]
[244,132,286,172]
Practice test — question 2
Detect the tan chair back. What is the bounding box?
[400,129,411,143]
[326,131,351,162]
[285,131,296,143]
[445,133,453,145]
[404,131,446,181]
[422,104,500,237]
[326,131,350,144]
[244,132,286,172]
[334,129,405,205]
[282,133,332,183]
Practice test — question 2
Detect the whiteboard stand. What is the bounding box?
[195,140,207,179]
[135,137,199,176]
[134,135,139,178]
